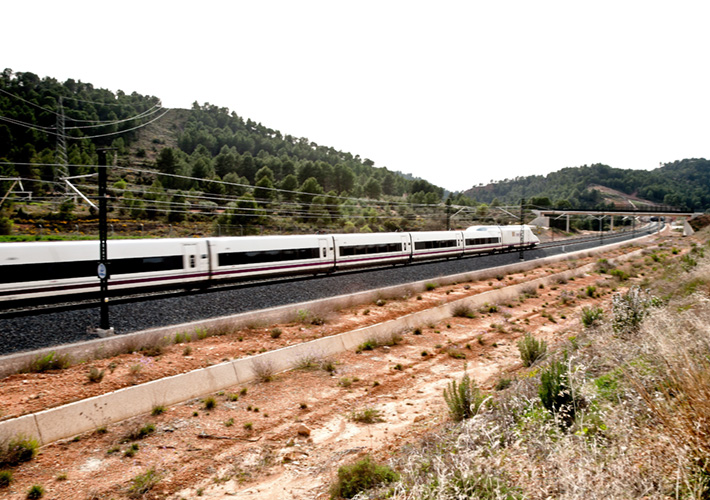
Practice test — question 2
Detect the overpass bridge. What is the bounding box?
[530,208,700,236]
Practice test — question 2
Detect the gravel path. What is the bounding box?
[0,229,651,356]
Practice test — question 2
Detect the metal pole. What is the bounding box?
[519,198,525,260]
[98,151,110,331]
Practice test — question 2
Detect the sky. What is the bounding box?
[5,1,710,192]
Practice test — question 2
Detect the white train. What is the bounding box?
[0,225,539,303]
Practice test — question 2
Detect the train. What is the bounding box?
[0,225,539,304]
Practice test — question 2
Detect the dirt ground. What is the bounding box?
[0,237,668,499]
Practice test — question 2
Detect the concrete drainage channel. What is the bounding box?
[0,233,655,446]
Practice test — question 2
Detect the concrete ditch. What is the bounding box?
[0,232,655,446]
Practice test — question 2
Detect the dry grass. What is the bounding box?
[380,237,710,500]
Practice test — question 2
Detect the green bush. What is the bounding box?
[0,217,13,236]
[443,370,485,421]
[517,333,547,367]
[330,455,399,499]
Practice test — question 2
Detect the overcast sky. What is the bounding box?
[5,1,710,192]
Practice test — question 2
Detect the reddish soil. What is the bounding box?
[0,238,669,499]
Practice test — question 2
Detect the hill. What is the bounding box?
[464,160,710,211]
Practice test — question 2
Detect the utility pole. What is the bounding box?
[445,198,452,231]
[55,97,69,196]
[93,149,114,337]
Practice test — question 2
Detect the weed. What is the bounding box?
[0,435,38,466]
[251,358,275,382]
[612,286,658,336]
[243,422,253,431]
[0,470,12,488]
[393,363,403,371]
[413,327,422,335]
[29,351,70,373]
[224,418,234,427]
[240,388,248,396]
[362,308,370,315]
[539,359,577,427]
[122,423,155,442]
[329,455,399,499]
[376,298,387,306]
[26,484,44,499]
[227,393,239,401]
[87,366,105,383]
[581,306,603,328]
[140,343,163,357]
[517,333,547,367]
[495,377,513,391]
[128,467,161,498]
[447,348,467,360]
[585,285,597,297]
[358,338,378,352]
[151,405,166,416]
[350,407,384,424]
[183,345,193,356]
[452,303,476,318]
[55,472,67,481]
[425,282,438,291]
[339,377,353,387]
[123,443,139,457]
[443,369,485,421]
[269,328,282,339]
[203,397,217,410]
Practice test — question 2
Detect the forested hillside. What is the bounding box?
[0,69,460,237]
[465,160,710,211]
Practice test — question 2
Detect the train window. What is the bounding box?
[338,242,404,257]
[4,254,185,283]
[414,240,457,250]
[4,260,96,283]
[111,255,184,275]
[218,247,320,267]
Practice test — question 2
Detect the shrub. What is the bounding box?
[539,359,577,427]
[585,285,597,297]
[358,339,378,352]
[612,286,657,335]
[0,435,38,466]
[581,306,603,328]
[330,455,399,499]
[443,370,485,421]
[517,333,547,367]
[270,328,282,339]
[128,467,161,498]
[425,282,438,291]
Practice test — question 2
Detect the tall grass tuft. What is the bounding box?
[329,455,399,499]
[443,369,485,422]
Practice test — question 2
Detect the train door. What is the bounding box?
[401,235,411,260]
[183,244,198,271]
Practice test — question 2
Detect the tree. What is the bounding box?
[333,164,355,193]
[279,174,299,201]
[298,177,324,207]
[364,177,382,199]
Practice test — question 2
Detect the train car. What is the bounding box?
[331,232,411,270]
[206,234,335,282]
[409,231,464,261]
[462,226,503,255]
[498,225,539,249]
[0,238,210,302]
